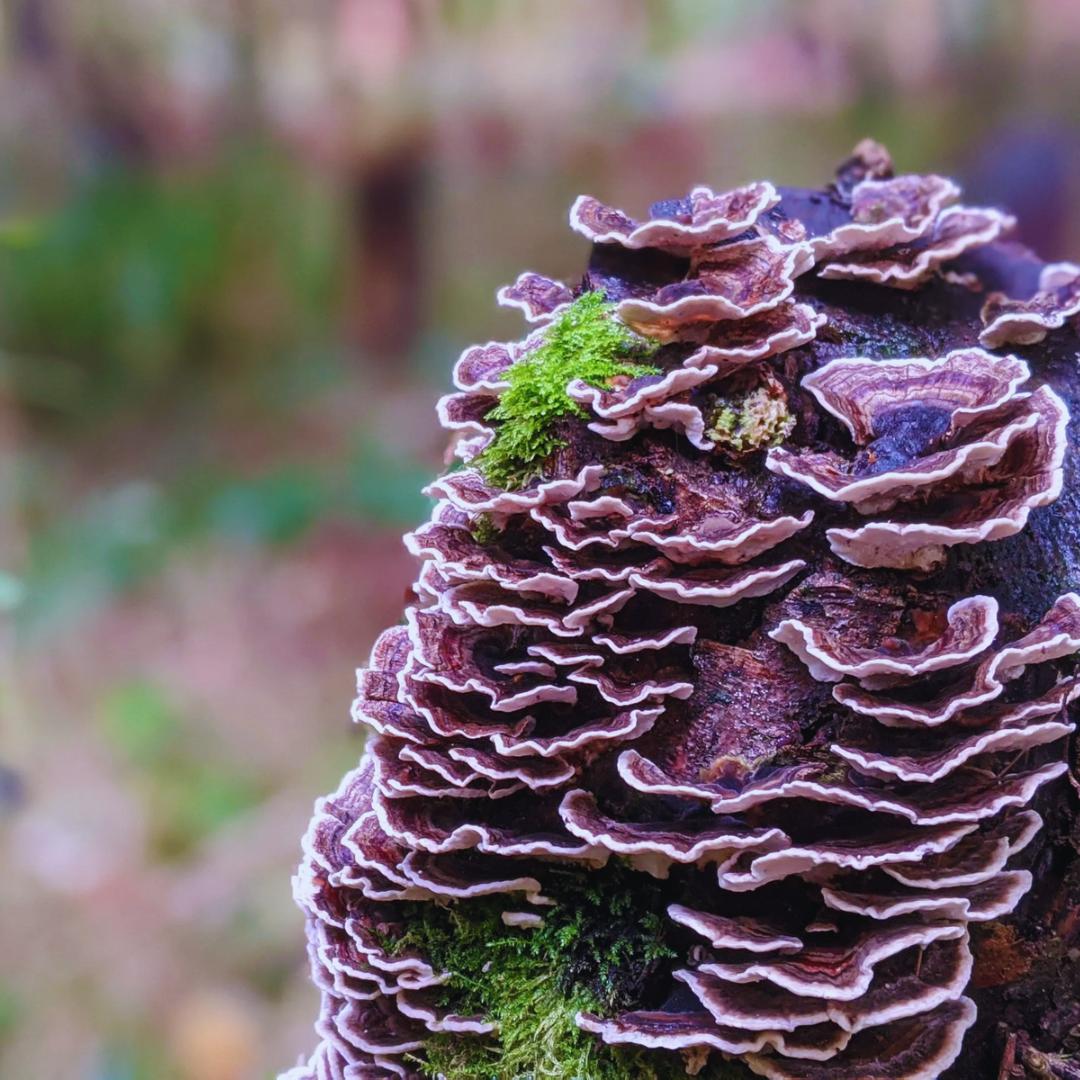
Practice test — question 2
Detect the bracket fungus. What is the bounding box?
[285,142,1080,1080]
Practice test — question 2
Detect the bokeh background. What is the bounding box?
[3,1,1080,1077]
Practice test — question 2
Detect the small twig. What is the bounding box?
[997,748,1029,778]
[997,1029,1017,1080]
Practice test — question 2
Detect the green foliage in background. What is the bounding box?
[0,149,342,424]
[101,680,263,861]
[14,436,431,636]
[0,985,21,1047]
[0,148,442,637]
[476,292,658,489]
[92,1033,181,1080]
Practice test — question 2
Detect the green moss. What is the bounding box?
[476,292,659,490]
[470,512,502,546]
[382,862,742,1079]
[706,381,794,454]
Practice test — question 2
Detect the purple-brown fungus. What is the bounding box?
[284,142,1080,1080]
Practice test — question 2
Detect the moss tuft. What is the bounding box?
[475,292,659,490]
[381,862,742,1079]
[470,512,502,546]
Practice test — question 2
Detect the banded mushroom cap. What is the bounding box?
[615,235,816,343]
[767,349,1068,569]
[570,181,781,253]
[803,168,1015,289]
[980,260,1080,347]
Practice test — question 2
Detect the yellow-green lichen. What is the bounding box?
[475,292,659,491]
[707,380,794,454]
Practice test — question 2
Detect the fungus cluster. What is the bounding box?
[284,142,1078,1080]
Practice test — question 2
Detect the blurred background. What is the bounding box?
[2,1,1080,1077]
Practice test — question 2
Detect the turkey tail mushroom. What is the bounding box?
[286,143,1077,1080]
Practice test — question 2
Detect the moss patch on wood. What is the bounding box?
[469,512,502,546]
[381,862,742,1079]
[476,292,658,490]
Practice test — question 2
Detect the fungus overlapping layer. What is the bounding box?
[766,350,1068,570]
[803,168,1015,290]
[979,260,1080,347]
[287,144,1076,1080]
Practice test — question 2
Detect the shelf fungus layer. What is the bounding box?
[286,142,1078,1080]
[767,349,1068,570]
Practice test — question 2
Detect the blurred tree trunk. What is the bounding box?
[348,138,429,364]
